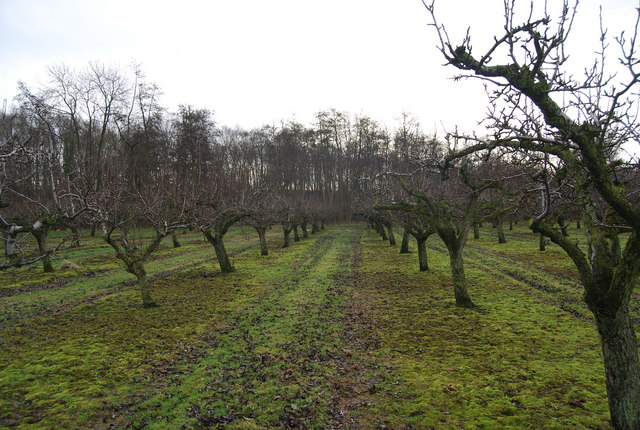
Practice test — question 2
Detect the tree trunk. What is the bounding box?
[576,219,581,229]
[293,226,301,242]
[497,217,507,244]
[256,227,268,256]
[282,228,291,248]
[386,224,396,246]
[32,226,54,273]
[321,220,325,230]
[301,223,309,238]
[128,261,156,307]
[559,219,569,236]
[447,246,475,308]
[399,229,410,254]
[212,234,234,273]
[473,223,480,240]
[591,306,640,430]
[90,223,96,237]
[69,226,80,247]
[539,233,546,251]
[509,218,513,231]
[380,224,388,241]
[171,230,181,248]
[4,227,18,259]
[417,238,428,271]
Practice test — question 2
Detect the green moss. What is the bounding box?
[354,227,612,429]
[0,224,626,428]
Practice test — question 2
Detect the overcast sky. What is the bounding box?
[0,0,637,134]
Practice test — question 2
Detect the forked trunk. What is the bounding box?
[128,261,156,307]
[32,226,54,273]
[256,227,268,256]
[417,238,428,271]
[399,229,410,254]
[591,306,640,430]
[301,223,309,238]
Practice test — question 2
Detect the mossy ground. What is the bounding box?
[0,224,632,428]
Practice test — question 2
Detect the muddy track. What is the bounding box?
[329,235,393,429]
[97,230,341,428]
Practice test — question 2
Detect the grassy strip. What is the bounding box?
[0,227,304,428]
[354,227,611,429]
[133,225,361,429]
[0,227,284,326]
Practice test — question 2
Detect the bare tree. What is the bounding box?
[427,1,640,426]
[245,192,280,256]
[93,180,186,307]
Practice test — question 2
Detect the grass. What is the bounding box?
[1,223,633,428]
[353,225,617,429]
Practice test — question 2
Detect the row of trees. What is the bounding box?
[1,0,639,426]
[363,2,640,428]
[0,64,436,307]
[360,0,640,426]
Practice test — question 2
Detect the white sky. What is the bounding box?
[0,0,637,133]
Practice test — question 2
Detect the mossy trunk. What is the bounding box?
[386,224,396,246]
[212,234,234,273]
[32,227,54,273]
[312,221,320,233]
[417,238,428,271]
[69,226,80,248]
[380,224,388,241]
[320,220,325,230]
[282,228,291,248]
[473,223,480,240]
[447,246,475,308]
[256,227,268,256]
[559,219,569,236]
[399,229,410,254]
[171,230,181,248]
[90,223,96,237]
[509,218,513,231]
[128,261,156,307]
[301,223,309,238]
[496,217,507,244]
[539,233,546,251]
[293,226,301,242]
[591,306,640,430]
[576,219,581,229]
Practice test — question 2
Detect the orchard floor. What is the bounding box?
[1,224,633,429]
